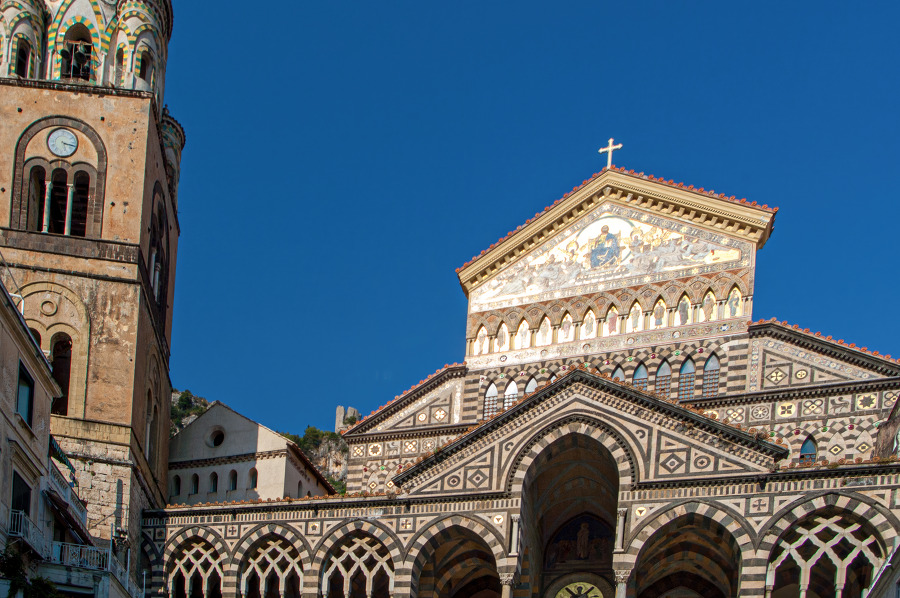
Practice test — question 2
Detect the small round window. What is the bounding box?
[207,428,225,447]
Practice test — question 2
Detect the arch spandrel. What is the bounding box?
[395,377,782,498]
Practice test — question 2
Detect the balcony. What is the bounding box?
[8,510,48,557]
[48,541,145,598]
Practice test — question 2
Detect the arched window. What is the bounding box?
[701,290,717,322]
[525,377,538,394]
[248,468,258,489]
[651,299,667,330]
[800,436,817,464]
[604,306,619,336]
[26,166,46,232]
[633,363,649,392]
[228,470,237,491]
[612,366,625,382]
[581,310,596,339]
[137,49,153,83]
[60,25,93,81]
[473,326,488,356]
[514,320,530,349]
[558,313,574,343]
[209,472,218,493]
[503,381,518,410]
[676,294,692,326]
[702,354,720,398]
[190,474,199,495]
[70,171,90,237]
[536,317,552,346]
[14,38,31,77]
[656,361,672,396]
[48,169,68,234]
[172,475,181,496]
[49,333,72,416]
[726,286,743,318]
[678,359,696,402]
[627,302,643,333]
[483,383,499,418]
[114,47,125,86]
[494,323,510,352]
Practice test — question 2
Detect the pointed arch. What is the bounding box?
[611,366,625,382]
[700,289,718,322]
[656,361,672,397]
[558,312,575,343]
[702,354,720,398]
[493,323,510,353]
[726,285,743,318]
[503,380,518,410]
[604,306,620,336]
[536,316,552,346]
[675,294,692,326]
[677,358,696,401]
[483,383,499,419]
[580,309,597,340]
[626,301,643,333]
[650,298,667,330]
[633,363,649,392]
[513,319,530,349]
[473,325,488,356]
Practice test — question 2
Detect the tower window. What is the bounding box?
[15,39,31,77]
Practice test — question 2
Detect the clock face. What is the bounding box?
[47,128,78,157]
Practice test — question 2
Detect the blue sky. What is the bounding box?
[164,1,900,433]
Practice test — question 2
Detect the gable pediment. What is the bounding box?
[394,370,787,498]
[469,201,753,312]
[458,169,775,300]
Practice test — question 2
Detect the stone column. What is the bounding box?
[41,181,52,232]
[64,183,75,235]
[614,570,630,598]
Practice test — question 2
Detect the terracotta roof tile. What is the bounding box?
[456,166,778,273]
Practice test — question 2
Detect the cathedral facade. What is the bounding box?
[149,169,900,598]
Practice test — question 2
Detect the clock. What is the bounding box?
[47,128,78,157]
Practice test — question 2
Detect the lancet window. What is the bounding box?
[483,383,499,419]
[322,534,393,598]
[675,294,692,326]
[503,381,518,410]
[240,536,303,598]
[656,361,672,397]
[604,306,619,336]
[581,309,596,339]
[633,363,648,392]
[627,302,643,333]
[558,313,575,343]
[701,291,717,322]
[494,323,509,352]
[651,299,667,330]
[536,317,552,346]
[677,358,696,401]
[702,354,720,398]
[514,320,530,349]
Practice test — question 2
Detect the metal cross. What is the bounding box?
[598,137,623,168]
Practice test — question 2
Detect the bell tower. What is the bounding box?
[0,0,184,567]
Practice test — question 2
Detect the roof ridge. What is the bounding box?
[457,166,778,273]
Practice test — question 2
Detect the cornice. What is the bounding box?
[749,322,900,376]
[457,169,776,297]
[683,376,900,408]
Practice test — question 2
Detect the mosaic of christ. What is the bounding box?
[472,211,743,308]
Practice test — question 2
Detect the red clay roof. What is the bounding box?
[457,166,778,273]
[750,318,899,363]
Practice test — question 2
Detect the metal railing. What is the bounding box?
[8,510,48,557]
